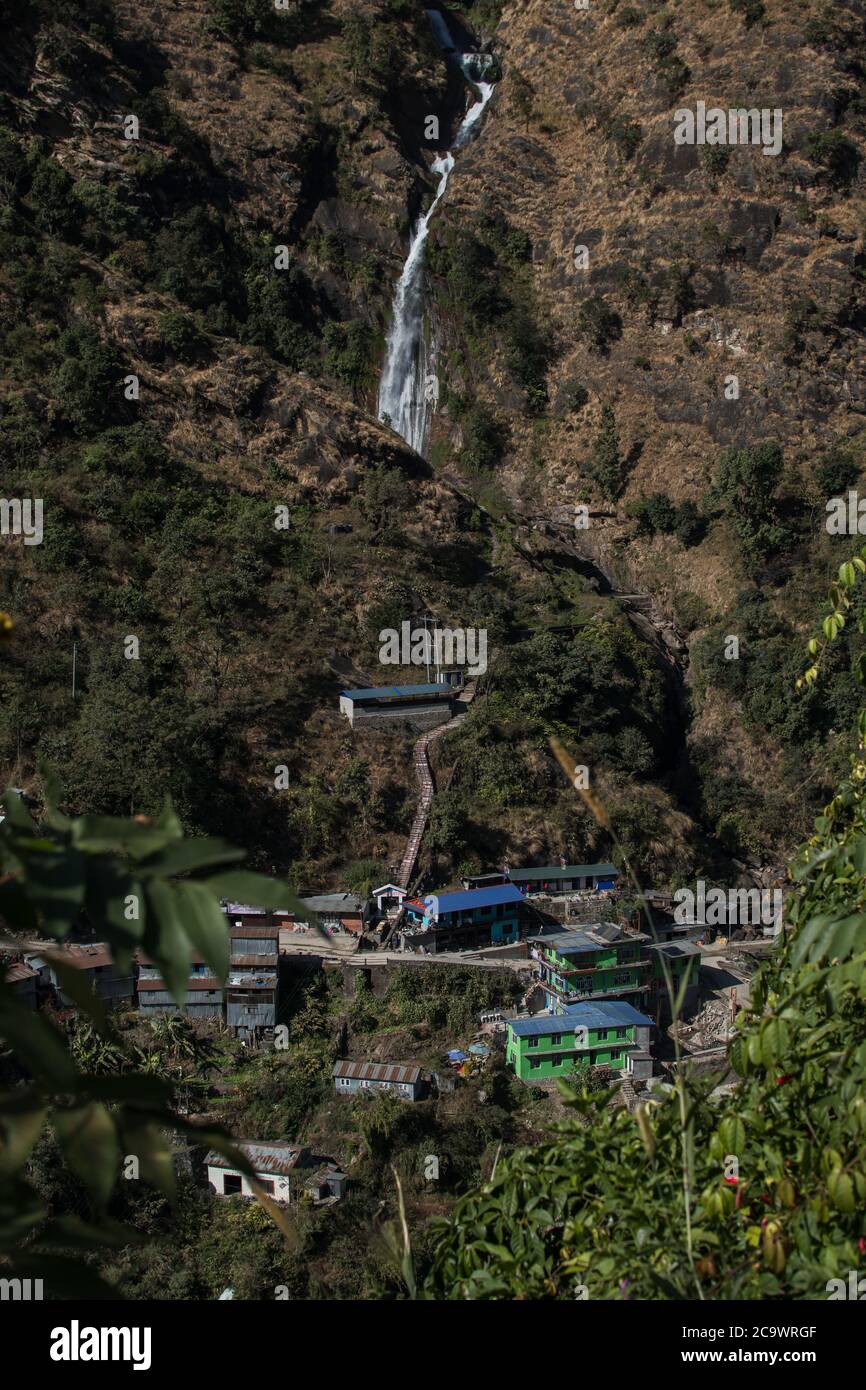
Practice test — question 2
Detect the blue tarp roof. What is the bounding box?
[427,884,525,914]
[509,1001,653,1037]
[341,683,451,701]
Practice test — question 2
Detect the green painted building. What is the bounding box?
[506,1000,653,1082]
[646,941,701,1020]
[530,925,651,1012]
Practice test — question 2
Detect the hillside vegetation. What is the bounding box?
[1,0,737,889]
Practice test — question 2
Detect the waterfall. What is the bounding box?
[376,10,495,455]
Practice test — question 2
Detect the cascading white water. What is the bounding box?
[376,10,494,455]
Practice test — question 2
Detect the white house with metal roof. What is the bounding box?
[205,1141,309,1203]
[339,682,456,730]
[333,1059,425,1101]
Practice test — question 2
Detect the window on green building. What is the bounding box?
[616,1027,627,1039]
[550,1033,562,1045]
[552,1055,563,1066]
[530,1058,541,1070]
[527,1036,538,1048]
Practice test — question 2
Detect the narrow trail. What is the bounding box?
[396,685,476,892]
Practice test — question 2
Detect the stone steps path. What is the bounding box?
[396,685,476,891]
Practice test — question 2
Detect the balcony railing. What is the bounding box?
[538,957,651,977]
[542,979,649,1003]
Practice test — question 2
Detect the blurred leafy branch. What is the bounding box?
[0,772,308,1296]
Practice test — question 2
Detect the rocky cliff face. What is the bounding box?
[425,0,866,868]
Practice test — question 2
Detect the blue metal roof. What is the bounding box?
[509,1000,653,1037]
[340,683,451,701]
[426,884,525,914]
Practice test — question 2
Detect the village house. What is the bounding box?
[297,893,369,935]
[28,943,135,1011]
[400,883,527,953]
[625,892,712,944]
[224,905,281,1043]
[530,924,651,1012]
[333,1059,426,1101]
[339,682,456,731]
[506,1000,654,1083]
[509,863,619,895]
[645,941,701,1021]
[206,1141,309,1203]
[372,882,407,915]
[0,954,38,1008]
[137,952,223,1020]
[303,1163,349,1205]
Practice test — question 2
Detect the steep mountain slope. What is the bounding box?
[425,0,866,866]
[3,0,863,889]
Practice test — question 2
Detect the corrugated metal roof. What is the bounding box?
[35,944,114,971]
[340,683,451,701]
[591,923,627,942]
[222,903,295,918]
[4,961,37,983]
[424,884,524,915]
[228,924,281,938]
[535,930,600,956]
[333,1059,421,1085]
[509,1000,653,1036]
[648,942,701,957]
[299,893,364,914]
[510,863,618,881]
[205,1142,306,1175]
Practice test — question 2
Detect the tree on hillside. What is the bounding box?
[586,403,628,500]
[508,70,535,130]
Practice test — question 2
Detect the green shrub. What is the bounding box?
[585,404,627,500]
[701,145,731,177]
[157,310,208,363]
[460,406,506,471]
[804,128,861,189]
[816,442,863,497]
[29,157,79,238]
[673,500,705,547]
[601,114,643,159]
[576,295,622,353]
[560,381,589,414]
[730,0,766,28]
[51,326,126,433]
[323,320,376,396]
[628,494,706,546]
